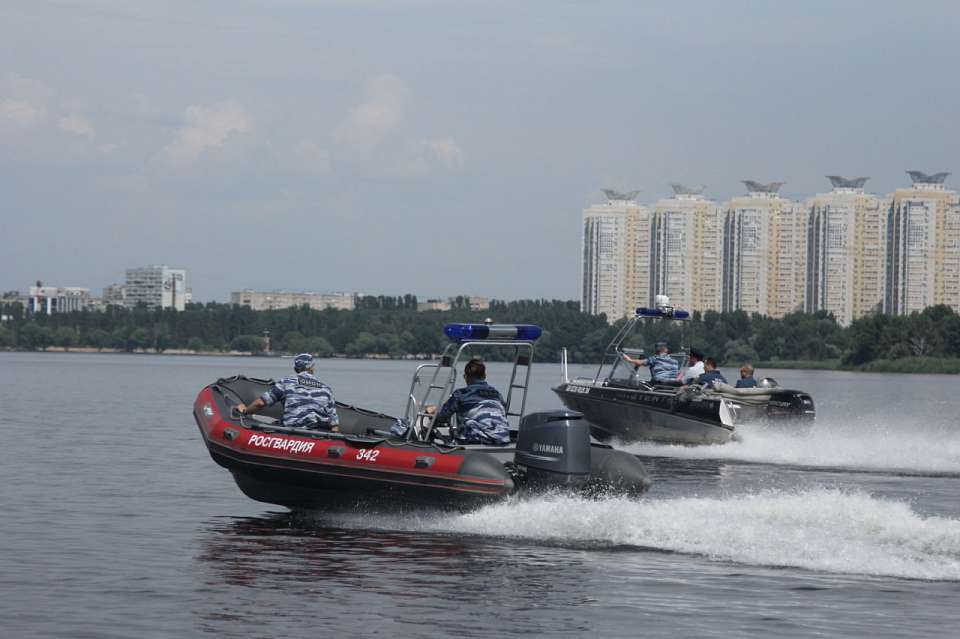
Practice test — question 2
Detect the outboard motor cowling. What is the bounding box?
[515,410,591,490]
[766,391,816,421]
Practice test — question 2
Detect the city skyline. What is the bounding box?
[582,171,960,324]
[4,2,960,302]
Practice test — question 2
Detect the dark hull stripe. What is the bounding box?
[204,439,509,496]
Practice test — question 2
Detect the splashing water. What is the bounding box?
[323,489,960,581]
[621,420,960,475]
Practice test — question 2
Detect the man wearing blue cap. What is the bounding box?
[236,353,340,431]
[622,341,679,383]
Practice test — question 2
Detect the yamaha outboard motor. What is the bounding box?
[515,410,651,495]
[515,410,592,490]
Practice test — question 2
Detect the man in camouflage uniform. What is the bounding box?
[427,358,510,445]
[237,353,340,431]
[622,341,679,383]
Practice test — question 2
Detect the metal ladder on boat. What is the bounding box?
[503,345,532,428]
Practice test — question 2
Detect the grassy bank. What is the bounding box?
[755,357,960,374]
[754,359,843,371]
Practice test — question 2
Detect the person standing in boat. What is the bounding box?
[696,357,728,389]
[236,353,340,431]
[426,357,510,445]
[736,363,758,388]
[622,341,679,383]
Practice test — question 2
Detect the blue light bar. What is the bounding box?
[636,307,691,320]
[443,323,543,342]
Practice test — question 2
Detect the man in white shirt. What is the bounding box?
[683,349,705,384]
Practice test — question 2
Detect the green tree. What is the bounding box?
[186,337,208,352]
[54,327,78,350]
[20,324,53,350]
[230,335,265,352]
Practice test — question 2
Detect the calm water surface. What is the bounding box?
[1,352,959,638]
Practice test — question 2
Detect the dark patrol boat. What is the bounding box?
[553,300,815,445]
[194,323,651,510]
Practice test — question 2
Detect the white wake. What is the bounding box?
[325,489,960,581]
[622,421,960,475]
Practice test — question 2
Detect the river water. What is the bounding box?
[1,352,958,638]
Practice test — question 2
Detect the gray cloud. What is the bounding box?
[162,100,254,166]
[2,1,960,302]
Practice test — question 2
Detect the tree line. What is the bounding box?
[1,298,959,366]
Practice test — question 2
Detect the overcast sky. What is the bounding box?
[3,0,960,302]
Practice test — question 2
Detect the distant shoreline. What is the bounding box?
[4,347,958,374]
[0,346,439,360]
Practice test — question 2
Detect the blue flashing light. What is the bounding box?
[443,323,543,342]
[635,307,691,320]
[636,307,665,318]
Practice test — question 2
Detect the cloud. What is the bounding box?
[532,33,575,50]
[422,137,463,170]
[162,100,253,165]
[336,74,409,150]
[0,99,44,126]
[291,140,331,174]
[59,115,96,138]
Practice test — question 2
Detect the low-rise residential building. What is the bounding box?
[416,296,490,312]
[102,283,127,307]
[417,298,452,312]
[230,290,356,311]
[27,282,92,314]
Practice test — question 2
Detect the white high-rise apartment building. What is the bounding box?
[885,171,960,315]
[652,185,724,313]
[125,265,187,311]
[581,190,652,320]
[805,177,889,325]
[723,181,808,318]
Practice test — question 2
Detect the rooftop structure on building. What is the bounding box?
[601,189,640,203]
[231,290,356,312]
[827,176,869,191]
[670,183,705,198]
[907,170,950,188]
[743,180,785,196]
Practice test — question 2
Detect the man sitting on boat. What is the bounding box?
[696,358,728,389]
[235,353,340,431]
[426,357,510,445]
[621,342,680,383]
[736,363,758,388]
[683,349,705,384]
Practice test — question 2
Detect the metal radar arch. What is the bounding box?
[401,321,543,442]
[592,294,692,383]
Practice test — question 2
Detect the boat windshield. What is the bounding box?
[607,358,645,388]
